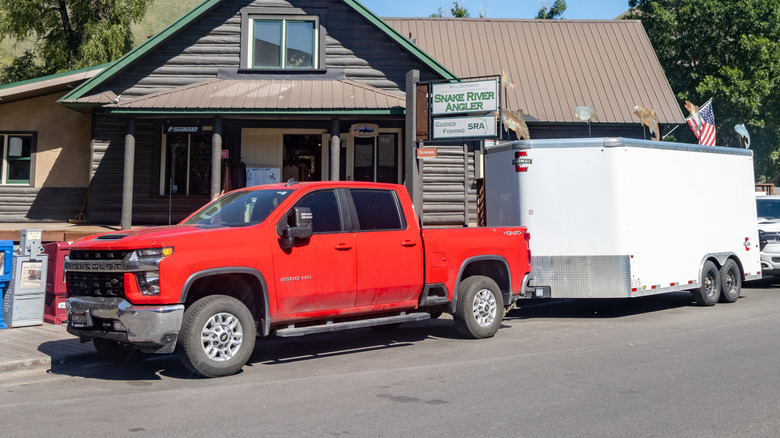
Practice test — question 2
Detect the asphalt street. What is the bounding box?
[2,280,780,437]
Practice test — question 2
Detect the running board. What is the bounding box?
[275,312,431,338]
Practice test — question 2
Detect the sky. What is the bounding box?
[358,0,632,20]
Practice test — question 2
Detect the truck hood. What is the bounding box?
[71,224,240,249]
[758,218,780,233]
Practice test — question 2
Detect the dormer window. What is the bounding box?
[248,16,319,70]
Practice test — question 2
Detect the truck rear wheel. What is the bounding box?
[454,275,504,339]
[693,261,721,306]
[178,295,256,378]
[718,259,741,303]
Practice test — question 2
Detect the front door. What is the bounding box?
[271,189,356,316]
[352,133,399,183]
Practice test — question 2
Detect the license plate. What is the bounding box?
[70,310,89,327]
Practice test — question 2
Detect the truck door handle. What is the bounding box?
[401,240,417,247]
[334,243,353,251]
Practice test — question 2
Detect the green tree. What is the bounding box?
[536,0,567,19]
[431,1,477,18]
[626,0,780,180]
[0,0,154,84]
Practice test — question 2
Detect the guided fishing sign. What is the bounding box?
[430,78,499,140]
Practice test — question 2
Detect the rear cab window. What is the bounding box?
[349,189,406,231]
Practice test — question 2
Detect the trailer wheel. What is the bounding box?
[454,275,504,339]
[718,259,741,303]
[693,261,721,306]
[178,295,256,378]
[93,338,148,364]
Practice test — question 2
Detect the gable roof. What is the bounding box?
[60,0,456,105]
[104,78,405,115]
[384,17,685,125]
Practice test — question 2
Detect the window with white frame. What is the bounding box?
[1,133,34,185]
[248,16,318,69]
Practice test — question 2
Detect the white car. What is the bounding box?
[756,195,780,275]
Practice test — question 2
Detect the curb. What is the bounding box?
[0,352,98,375]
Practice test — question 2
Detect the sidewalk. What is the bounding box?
[0,322,97,374]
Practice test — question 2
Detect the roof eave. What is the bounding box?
[105,107,406,115]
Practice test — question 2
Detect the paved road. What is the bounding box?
[2,281,780,437]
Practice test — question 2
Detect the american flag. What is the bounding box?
[686,99,716,146]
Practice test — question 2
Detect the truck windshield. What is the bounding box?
[757,198,780,220]
[182,189,293,228]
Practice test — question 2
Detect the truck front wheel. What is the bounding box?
[454,275,504,339]
[178,295,256,378]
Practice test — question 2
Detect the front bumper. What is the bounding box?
[760,243,780,276]
[66,297,184,354]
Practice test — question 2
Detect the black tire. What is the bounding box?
[93,338,148,364]
[177,295,256,378]
[693,261,721,306]
[454,275,504,339]
[718,259,741,303]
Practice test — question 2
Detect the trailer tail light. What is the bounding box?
[744,237,750,251]
[513,151,531,172]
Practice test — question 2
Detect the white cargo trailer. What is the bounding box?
[484,137,761,305]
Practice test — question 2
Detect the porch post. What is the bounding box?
[211,116,223,199]
[404,69,422,217]
[121,118,135,230]
[330,118,340,181]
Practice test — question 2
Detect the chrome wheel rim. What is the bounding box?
[201,312,243,362]
[472,289,497,327]
[704,273,717,298]
[725,270,737,295]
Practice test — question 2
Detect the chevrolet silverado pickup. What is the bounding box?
[65,181,531,377]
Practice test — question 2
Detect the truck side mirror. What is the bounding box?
[279,207,313,249]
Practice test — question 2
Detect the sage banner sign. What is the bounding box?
[431,79,498,115]
[432,115,498,139]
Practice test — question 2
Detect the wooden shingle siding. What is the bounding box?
[421,145,477,226]
[96,0,438,102]
[0,187,87,222]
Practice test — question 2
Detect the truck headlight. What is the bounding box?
[125,248,172,296]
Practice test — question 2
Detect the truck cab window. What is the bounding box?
[293,190,341,233]
[350,189,404,231]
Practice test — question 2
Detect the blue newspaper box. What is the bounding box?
[0,240,13,329]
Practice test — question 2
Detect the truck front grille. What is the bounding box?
[67,272,125,298]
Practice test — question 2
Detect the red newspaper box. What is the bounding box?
[42,241,70,324]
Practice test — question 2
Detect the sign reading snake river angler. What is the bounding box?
[429,78,499,140]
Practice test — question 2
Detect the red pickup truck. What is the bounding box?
[65,181,531,377]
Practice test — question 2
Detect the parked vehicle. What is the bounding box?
[484,137,761,305]
[65,181,531,377]
[755,194,780,276]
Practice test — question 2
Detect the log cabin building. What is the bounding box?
[0,0,685,227]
